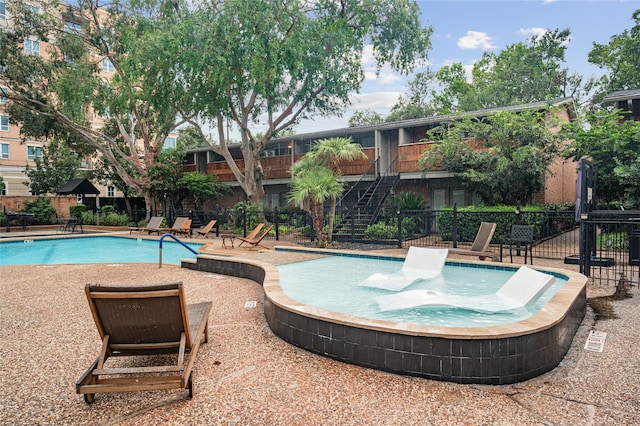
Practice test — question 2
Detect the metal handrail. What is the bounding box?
[158,233,199,268]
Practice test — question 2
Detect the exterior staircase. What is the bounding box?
[333,158,399,241]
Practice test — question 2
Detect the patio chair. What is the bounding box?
[76,281,212,404]
[446,222,498,261]
[509,225,535,264]
[151,217,187,236]
[169,218,192,237]
[236,223,265,248]
[194,220,217,238]
[128,216,164,234]
[238,224,273,250]
[359,247,449,291]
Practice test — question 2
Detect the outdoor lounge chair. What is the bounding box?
[446,222,498,260]
[128,216,164,234]
[236,223,265,248]
[169,218,192,237]
[76,281,212,404]
[376,265,555,313]
[359,247,449,291]
[194,220,217,238]
[238,224,273,250]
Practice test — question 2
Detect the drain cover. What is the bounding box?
[244,301,257,308]
[584,330,607,352]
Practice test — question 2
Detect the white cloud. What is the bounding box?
[457,31,497,50]
[347,92,403,111]
[519,27,548,38]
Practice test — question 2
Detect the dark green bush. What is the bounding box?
[69,204,87,218]
[100,212,130,226]
[436,205,547,244]
[23,198,56,224]
[101,205,115,215]
[365,222,397,240]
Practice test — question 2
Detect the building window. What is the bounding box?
[27,145,42,160]
[0,143,9,159]
[0,115,8,131]
[102,58,114,73]
[0,1,5,20]
[0,87,7,104]
[163,136,176,149]
[77,194,83,203]
[107,185,115,197]
[0,180,6,195]
[24,39,40,56]
[64,20,82,34]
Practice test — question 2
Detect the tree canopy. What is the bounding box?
[418,110,561,206]
[388,29,582,119]
[0,0,192,214]
[147,0,432,204]
[588,9,640,97]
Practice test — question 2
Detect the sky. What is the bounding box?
[286,0,639,136]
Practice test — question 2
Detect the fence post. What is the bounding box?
[242,207,247,237]
[309,211,315,243]
[274,207,280,241]
[452,204,458,248]
[397,208,403,248]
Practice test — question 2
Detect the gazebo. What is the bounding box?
[57,178,101,224]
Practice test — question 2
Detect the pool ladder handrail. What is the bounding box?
[158,233,199,268]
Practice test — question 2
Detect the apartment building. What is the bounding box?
[187,97,580,211]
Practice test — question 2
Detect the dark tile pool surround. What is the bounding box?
[183,247,587,385]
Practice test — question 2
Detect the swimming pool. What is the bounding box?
[0,236,202,266]
[277,256,566,328]
[184,246,588,384]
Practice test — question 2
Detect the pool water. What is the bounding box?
[277,256,567,327]
[0,236,202,266]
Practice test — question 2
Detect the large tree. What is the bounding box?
[1,0,193,217]
[418,110,561,206]
[588,9,640,98]
[158,0,432,205]
[391,29,583,118]
[23,140,81,195]
[562,109,640,208]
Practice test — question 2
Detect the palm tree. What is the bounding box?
[304,137,367,240]
[288,158,343,245]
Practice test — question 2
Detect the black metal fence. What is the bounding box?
[123,205,640,288]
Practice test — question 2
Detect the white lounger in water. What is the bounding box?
[359,247,448,291]
[376,266,555,313]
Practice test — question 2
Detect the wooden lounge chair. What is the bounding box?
[194,220,217,238]
[236,223,265,248]
[446,222,498,261]
[169,218,192,237]
[76,281,212,404]
[238,224,273,250]
[128,216,163,234]
[158,217,188,235]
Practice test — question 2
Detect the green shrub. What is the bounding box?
[364,222,397,240]
[101,205,115,215]
[23,197,56,224]
[435,205,548,244]
[70,204,87,218]
[100,212,130,226]
[232,201,262,233]
[81,211,95,225]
